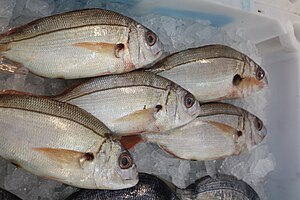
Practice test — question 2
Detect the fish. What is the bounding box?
[0,94,138,190]
[0,188,22,200]
[54,71,202,136]
[149,45,267,102]
[121,102,266,161]
[0,9,163,79]
[177,174,260,200]
[65,173,179,200]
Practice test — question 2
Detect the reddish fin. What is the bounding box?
[33,147,85,165]
[159,145,182,159]
[72,42,116,56]
[0,43,10,52]
[206,121,236,134]
[120,135,144,150]
[0,56,24,74]
[113,108,158,134]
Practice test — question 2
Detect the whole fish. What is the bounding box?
[178,174,260,200]
[0,188,22,200]
[0,94,138,189]
[65,173,179,200]
[149,45,267,102]
[54,71,201,136]
[121,102,266,160]
[0,9,163,79]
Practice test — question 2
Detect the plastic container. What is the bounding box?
[141,1,299,199]
[131,0,300,199]
[1,0,299,199]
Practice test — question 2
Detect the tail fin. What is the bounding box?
[0,43,9,52]
[0,56,24,74]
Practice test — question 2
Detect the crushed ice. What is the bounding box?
[0,1,273,199]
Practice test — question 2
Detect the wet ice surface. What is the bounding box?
[0,1,273,200]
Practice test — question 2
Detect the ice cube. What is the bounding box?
[4,167,38,198]
[0,0,16,32]
[251,154,275,178]
[25,0,55,16]
[53,0,85,14]
[1,1,270,198]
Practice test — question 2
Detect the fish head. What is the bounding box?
[232,57,268,97]
[93,139,138,189]
[237,113,267,151]
[153,85,201,132]
[129,24,163,68]
[165,86,201,129]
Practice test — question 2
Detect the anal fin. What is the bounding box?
[120,135,143,150]
[159,145,182,159]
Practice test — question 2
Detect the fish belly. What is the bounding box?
[0,108,102,188]
[2,25,130,78]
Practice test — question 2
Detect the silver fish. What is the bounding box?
[0,94,138,189]
[65,173,179,200]
[124,102,266,160]
[0,9,163,79]
[178,174,260,200]
[54,71,202,136]
[149,45,267,102]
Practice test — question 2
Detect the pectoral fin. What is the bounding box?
[159,145,183,159]
[206,121,238,137]
[33,147,93,168]
[113,108,158,134]
[72,42,117,57]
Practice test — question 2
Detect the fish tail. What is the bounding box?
[0,56,24,74]
[0,43,10,53]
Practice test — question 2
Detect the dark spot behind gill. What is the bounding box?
[84,153,94,161]
[232,74,243,86]
[114,43,124,58]
[155,104,163,112]
[237,131,243,137]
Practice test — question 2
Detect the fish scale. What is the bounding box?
[65,173,179,200]
[0,9,132,43]
[178,174,260,200]
[0,9,163,79]
[137,102,266,161]
[54,71,201,136]
[0,94,138,190]
[149,45,267,102]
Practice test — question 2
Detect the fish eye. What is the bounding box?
[256,67,265,80]
[146,31,156,46]
[255,118,263,131]
[184,93,195,108]
[118,152,133,169]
